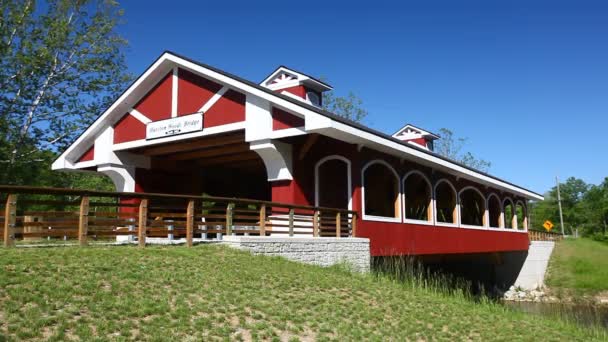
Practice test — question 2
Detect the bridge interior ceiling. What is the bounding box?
[129,131,270,200]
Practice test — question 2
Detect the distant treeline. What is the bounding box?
[529,177,608,236]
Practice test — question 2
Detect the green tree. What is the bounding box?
[322,91,368,123]
[0,0,131,185]
[434,128,491,172]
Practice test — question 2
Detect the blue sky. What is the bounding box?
[118,0,608,194]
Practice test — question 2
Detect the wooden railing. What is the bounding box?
[0,185,357,247]
[528,229,563,242]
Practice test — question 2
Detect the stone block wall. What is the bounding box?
[221,236,370,272]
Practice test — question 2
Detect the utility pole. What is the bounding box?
[556,176,565,236]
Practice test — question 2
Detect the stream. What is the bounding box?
[505,301,608,329]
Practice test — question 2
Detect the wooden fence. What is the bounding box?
[528,229,563,242]
[0,185,357,247]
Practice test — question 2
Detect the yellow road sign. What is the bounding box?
[543,220,554,231]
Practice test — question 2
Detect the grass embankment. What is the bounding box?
[0,245,603,341]
[546,238,608,297]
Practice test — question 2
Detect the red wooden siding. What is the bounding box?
[177,68,222,116]
[203,89,245,127]
[272,108,305,130]
[113,113,146,144]
[279,85,306,99]
[134,72,173,122]
[76,146,95,162]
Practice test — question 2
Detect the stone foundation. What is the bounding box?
[221,236,370,272]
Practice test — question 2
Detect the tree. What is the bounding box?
[322,90,368,123]
[0,0,131,185]
[528,177,608,235]
[434,128,491,172]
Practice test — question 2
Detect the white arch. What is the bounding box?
[487,193,503,228]
[502,197,516,229]
[314,155,352,210]
[433,178,458,225]
[361,159,401,222]
[515,200,528,231]
[402,170,433,223]
[458,186,487,227]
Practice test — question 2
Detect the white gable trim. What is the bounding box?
[53,52,541,201]
[129,109,152,125]
[198,86,229,113]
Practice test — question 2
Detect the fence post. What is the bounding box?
[351,212,357,237]
[78,196,89,246]
[226,203,234,235]
[138,199,148,248]
[335,212,341,238]
[3,194,17,247]
[313,210,319,237]
[288,208,294,237]
[186,200,194,247]
[259,204,266,236]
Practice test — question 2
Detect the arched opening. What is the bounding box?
[403,171,432,222]
[503,199,515,229]
[487,194,502,228]
[516,201,527,230]
[362,161,400,219]
[435,180,457,224]
[459,187,486,226]
[315,156,351,209]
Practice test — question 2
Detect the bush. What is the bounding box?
[590,233,608,244]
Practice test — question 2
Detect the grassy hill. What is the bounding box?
[547,238,608,296]
[0,245,604,341]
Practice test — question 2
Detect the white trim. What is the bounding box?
[457,186,487,228]
[198,86,229,113]
[433,178,458,225]
[435,222,459,228]
[250,139,293,181]
[314,155,352,210]
[72,160,98,169]
[403,219,435,226]
[112,122,245,151]
[402,170,433,224]
[324,119,543,201]
[361,159,402,222]
[129,109,152,125]
[53,52,542,202]
[171,67,178,117]
[260,66,332,91]
[269,127,306,139]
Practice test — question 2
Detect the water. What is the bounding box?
[505,301,608,330]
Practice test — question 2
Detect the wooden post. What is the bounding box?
[138,199,148,248]
[78,196,89,246]
[186,200,194,247]
[226,203,234,235]
[351,212,357,237]
[259,204,266,236]
[288,208,294,237]
[313,210,319,237]
[3,194,17,247]
[336,212,341,238]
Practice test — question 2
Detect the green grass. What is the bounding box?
[0,245,604,341]
[547,238,608,295]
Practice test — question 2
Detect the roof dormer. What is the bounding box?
[393,124,440,151]
[260,66,332,107]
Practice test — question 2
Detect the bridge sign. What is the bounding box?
[146,113,203,140]
[543,220,554,231]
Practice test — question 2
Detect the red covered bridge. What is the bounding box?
[48,51,543,257]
